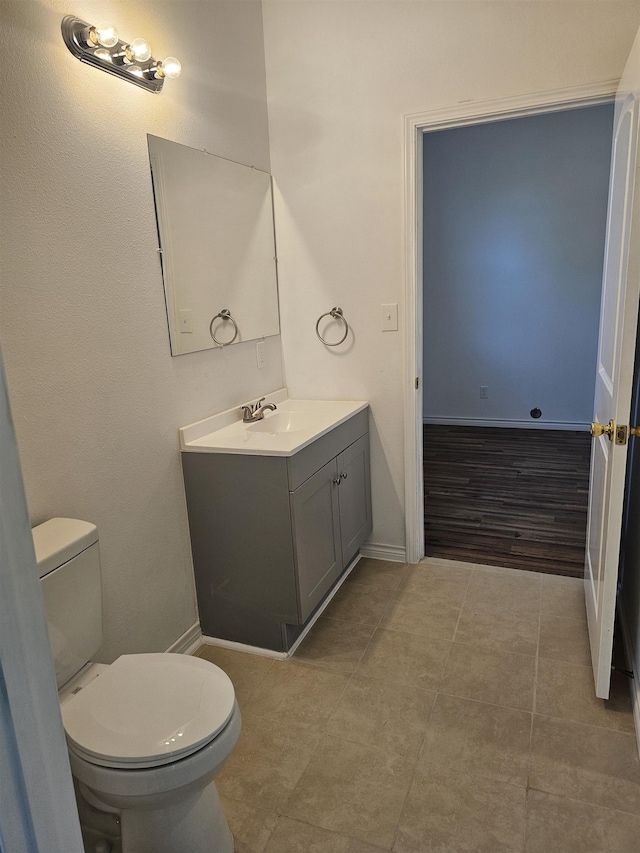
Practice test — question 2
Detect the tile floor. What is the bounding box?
[194,557,640,852]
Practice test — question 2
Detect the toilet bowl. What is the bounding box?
[33,518,240,853]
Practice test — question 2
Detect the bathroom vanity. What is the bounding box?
[180,393,372,652]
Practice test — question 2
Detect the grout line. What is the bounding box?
[440,565,474,673]
[532,608,542,718]
[445,637,538,659]
[529,709,636,737]
[420,755,530,793]
[297,582,402,727]
[322,668,356,731]
[434,687,534,715]
[531,710,638,737]
[450,576,472,642]
[522,787,531,853]
[524,606,543,822]
[524,784,640,820]
[246,661,635,740]
[347,581,399,675]
[390,684,440,850]
[269,814,392,852]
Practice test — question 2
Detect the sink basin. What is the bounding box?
[247,411,317,435]
[179,391,368,457]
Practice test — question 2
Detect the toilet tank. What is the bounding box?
[32,518,102,689]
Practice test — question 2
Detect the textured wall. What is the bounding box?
[0,0,283,661]
[263,0,640,552]
[422,104,614,427]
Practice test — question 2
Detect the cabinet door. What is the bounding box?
[337,434,373,566]
[291,458,342,622]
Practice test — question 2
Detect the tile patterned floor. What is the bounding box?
[194,557,640,852]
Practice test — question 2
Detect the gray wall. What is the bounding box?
[0,0,283,661]
[423,104,614,427]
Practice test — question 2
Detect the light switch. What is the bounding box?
[381,303,398,332]
[178,309,193,334]
[256,339,266,369]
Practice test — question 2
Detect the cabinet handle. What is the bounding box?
[333,477,341,485]
[340,472,348,480]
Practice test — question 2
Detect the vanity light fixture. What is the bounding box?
[61,16,181,94]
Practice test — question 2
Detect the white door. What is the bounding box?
[586,27,640,699]
[0,343,83,848]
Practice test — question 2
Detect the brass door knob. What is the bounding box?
[591,419,615,440]
[631,425,640,438]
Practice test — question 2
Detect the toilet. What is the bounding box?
[33,517,241,853]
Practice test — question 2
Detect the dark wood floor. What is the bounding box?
[423,425,592,577]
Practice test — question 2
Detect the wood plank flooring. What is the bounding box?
[423,425,592,577]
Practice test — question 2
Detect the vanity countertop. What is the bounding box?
[179,390,368,457]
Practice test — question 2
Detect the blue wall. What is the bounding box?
[423,104,614,427]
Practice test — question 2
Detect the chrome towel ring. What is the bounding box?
[209,309,239,347]
[316,307,349,347]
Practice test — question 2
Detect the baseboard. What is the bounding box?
[166,621,202,655]
[286,552,361,657]
[200,635,289,660]
[422,417,590,431]
[360,542,407,562]
[616,599,640,759]
[198,553,363,661]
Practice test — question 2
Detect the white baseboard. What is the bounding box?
[422,417,590,431]
[166,622,202,656]
[200,635,289,660]
[616,599,640,759]
[199,553,363,661]
[286,552,361,656]
[360,542,407,562]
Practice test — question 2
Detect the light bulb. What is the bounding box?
[161,56,181,78]
[94,22,118,48]
[94,48,112,62]
[127,38,152,63]
[127,65,144,78]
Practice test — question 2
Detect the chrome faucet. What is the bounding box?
[240,397,277,422]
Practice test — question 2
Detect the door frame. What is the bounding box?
[403,79,619,564]
[0,345,83,851]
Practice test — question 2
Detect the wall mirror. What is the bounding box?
[147,135,280,356]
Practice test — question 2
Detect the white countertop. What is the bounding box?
[179,390,368,457]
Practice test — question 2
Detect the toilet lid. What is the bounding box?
[62,654,236,769]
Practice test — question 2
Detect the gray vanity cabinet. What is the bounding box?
[336,434,373,566]
[290,458,342,622]
[292,433,372,622]
[181,408,372,652]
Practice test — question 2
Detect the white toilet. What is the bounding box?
[33,517,241,853]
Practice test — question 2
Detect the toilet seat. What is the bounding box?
[62,653,235,769]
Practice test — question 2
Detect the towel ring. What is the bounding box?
[316,307,349,347]
[209,309,238,347]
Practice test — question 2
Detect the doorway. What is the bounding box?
[402,81,619,567]
[421,104,613,576]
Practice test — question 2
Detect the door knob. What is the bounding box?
[631,426,640,438]
[591,419,615,440]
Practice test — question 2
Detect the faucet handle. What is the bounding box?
[240,398,268,422]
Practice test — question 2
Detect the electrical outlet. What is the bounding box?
[256,340,266,369]
[480,386,488,399]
